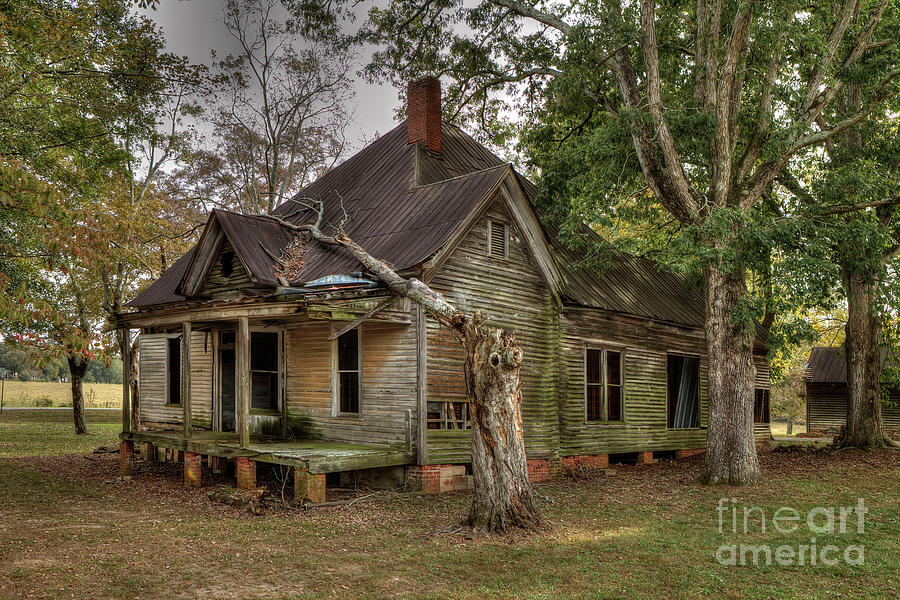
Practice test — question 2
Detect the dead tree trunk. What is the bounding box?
[700,264,761,485]
[129,338,140,431]
[838,272,887,449]
[67,354,88,435]
[265,201,541,532]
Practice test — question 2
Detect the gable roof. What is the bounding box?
[513,175,705,328]
[127,117,708,331]
[129,121,509,308]
[805,346,892,383]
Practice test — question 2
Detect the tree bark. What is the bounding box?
[700,264,762,485]
[838,272,887,449]
[127,337,140,431]
[67,355,88,435]
[464,322,541,531]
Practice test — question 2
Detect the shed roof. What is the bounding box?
[805,346,893,383]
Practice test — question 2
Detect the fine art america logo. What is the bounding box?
[715,498,867,567]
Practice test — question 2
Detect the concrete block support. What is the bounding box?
[119,440,135,476]
[236,458,256,490]
[184,452,203,487]
[294,468,326,503]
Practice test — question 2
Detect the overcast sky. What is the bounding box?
[138,0,402,153]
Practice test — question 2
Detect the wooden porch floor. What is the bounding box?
[121,430,414,474]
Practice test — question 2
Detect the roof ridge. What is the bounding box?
[411,163,511,189]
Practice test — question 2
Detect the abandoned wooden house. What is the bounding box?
[115,77,771,502]
[804,346,900,436]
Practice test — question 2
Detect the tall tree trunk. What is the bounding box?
[67,355,88,435]
[130,338,140,431]
[700,265,762,485]
[838,272,886,448]
[464,323,540,531]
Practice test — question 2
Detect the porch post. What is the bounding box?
[237,316,250,448]
[121,328,131,434]
[182,321,192,439]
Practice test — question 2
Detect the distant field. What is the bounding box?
[0,380,121,408]
[769,421,808,437]
[0,409,120,457]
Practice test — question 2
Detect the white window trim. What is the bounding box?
[583,345,626,424]
[487,219,509,259]
[248,327,283,414]
[331,325,363,418]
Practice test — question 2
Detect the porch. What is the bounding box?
[120,429,414,474]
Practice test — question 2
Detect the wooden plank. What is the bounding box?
[416,304,428,465]
[182,321,192,438]
[121,328,131,434]
[238,316,250,448]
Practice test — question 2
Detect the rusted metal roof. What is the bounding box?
[513,174,706,328]
[806,347,850,383]
[129,121,508,308]
[805,346,893,383]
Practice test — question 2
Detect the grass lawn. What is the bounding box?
[0,412,897,599]
[0,409,121,457]
[0,380,121,408]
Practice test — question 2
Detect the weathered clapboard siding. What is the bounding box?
[558,307,710,455]
[753,355,772,441]
[138,333,180,424]
[189,330,214,429]
[424,196,560,463]
[199,238,258,297]
[284,319,417,447]
[807,383,900,434]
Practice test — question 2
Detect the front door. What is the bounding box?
[218,331,236,432]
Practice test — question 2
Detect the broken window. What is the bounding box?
[221,250,235,278]
[667,354,700,428]
[167,336,182,406]
[488,220,508,258]
[754,389,770,423]
[586,348,624,422]
[250,331,279,411]
[336,328,360,414]
[427,401,471,429]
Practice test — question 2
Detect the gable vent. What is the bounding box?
[488,220,508,258]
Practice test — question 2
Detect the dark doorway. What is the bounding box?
[219,331,236,433]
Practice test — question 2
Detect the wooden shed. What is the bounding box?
[804,346,900,436]
[115,77,772,500]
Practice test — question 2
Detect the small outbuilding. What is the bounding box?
[804,346,900,436]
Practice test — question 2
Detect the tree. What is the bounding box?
[264,199,541,532]
[362,0,900,483]
[190,0,353,215]
[0,0,190,433]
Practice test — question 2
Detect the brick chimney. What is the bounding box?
[407,76,442,154]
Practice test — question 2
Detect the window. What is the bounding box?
[754,389,770,424]
[336,328,360,414]
[488,220,508,258]
[167,336,182,405]
[585,348,624,422]
[667,354,700,428]
[221,251,235,278]
[250,331,279,411]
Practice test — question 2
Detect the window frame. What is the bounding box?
[248,328,282,415]
[666,351,702,430]
[583,345,626,423]
[487,219,509,259]
[165,333,183,407]
[332,326,363,418]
